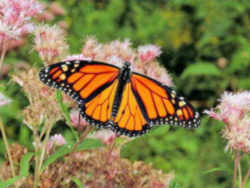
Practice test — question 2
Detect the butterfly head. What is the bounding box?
[123,62,131,69]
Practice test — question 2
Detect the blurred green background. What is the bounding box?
[1,0,250,187]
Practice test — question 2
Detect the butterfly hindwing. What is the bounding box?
[111,82,150,136]
[130,73,200,128]
[80,79,119,127]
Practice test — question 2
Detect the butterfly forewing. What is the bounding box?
[39,60,120,105]
[130,73,200,128]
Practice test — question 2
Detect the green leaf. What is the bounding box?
[170,181,182,188]
[76,138,103,151]
[20,152,33,176]
[0,152,33,188]
[202,167,228,175]
[41,139,103,172]
[181,62,221,78]
[0,176,23,188]
[41,144,73,172]
[72,177,84,187]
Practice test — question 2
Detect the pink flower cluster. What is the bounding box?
[205,91,250,153]
[70,110,89,131]
[88,129,116,145]
[80,37,173,86]
[34,24,68,64]
[0,0,42,45]
[46,134,67,153]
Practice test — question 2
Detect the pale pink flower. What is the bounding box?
[81,36,101,59]
[36,10,54,21]
[0,0,43,44]
[107,39,135,63]
[138,45,161,63]
[57,21,68,30]
[64,54,91,62]
[70,110,89,130]
[46,134,67,153]
[205,91,250,154]
[81,37,135,64]
[34,24,69,65]
[89,129,116,145]
[147,64,173,86]
[0,93,12,106]
[224,116,250,153]
[107,55,124,67]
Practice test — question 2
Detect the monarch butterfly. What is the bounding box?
[39,60,200,137]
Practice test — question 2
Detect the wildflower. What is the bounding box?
[107,55,124,67]
[70,110,89,130]
[46,134,67,153]
[89,129,116,145]
[33,24,69,65]
[81,36,101,59]
[13,68,64,127]
[107,39,135,63]
[0,92,12,107]
[64,54,91,62]
[0,0,43,44]
[205,91,250,154]
[147,63,174,86]
[138,44,161,63]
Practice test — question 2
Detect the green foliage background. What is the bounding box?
[0,0,250,187]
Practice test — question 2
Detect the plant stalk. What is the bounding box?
[71,126,92,153]
[38,122,54,175]
[0,41,7,73]
[0,120,16,178]
[242,169,250,188]
[33,128,41,188]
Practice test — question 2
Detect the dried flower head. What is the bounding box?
[205,91,250,153]
[12,68,73,128]
[33,24,69,65]
[0,0,42,46]
[0,92,12,106]
[38,148,174,187]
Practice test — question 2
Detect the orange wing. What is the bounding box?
[111,82,150,136]
[39,60,120,126]
[40,60,119,104]
[130,73,200,128]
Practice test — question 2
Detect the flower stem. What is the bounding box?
[242,169,250,188]
[0,41,7,74]
[71,126,92,153]
[33,128,41,188]
[0,119,16,178]
[38,122,54,173]
[233,152,240,188]
[238,155,242,188]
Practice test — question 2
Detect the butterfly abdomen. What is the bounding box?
[111,62,131,117]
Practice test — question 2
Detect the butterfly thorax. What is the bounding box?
[111,62,131,117]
